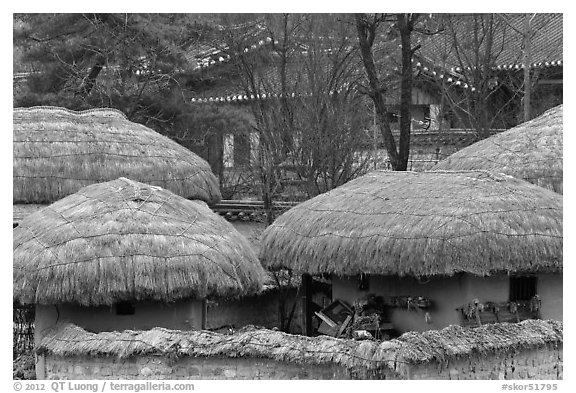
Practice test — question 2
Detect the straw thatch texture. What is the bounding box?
[432,105,563,193]
[13,204,45,226]
[37,319,562,373]
[13,177,267,306]
[13,106,221,204]
[259,171,562,277]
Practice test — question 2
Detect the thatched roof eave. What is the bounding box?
[259,170,562,277]
[13,178,267,306]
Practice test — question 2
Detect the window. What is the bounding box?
[509,276,537,301]
[115,301,135,315]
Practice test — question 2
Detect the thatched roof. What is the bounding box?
[13,204,45,227]
[13,177,267,306]
[37,319,562,377]
[12,200,298,227]
[13,106,221,204]
[432,105,563,194]
[259,170,562,277]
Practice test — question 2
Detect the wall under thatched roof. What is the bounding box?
[259,171,562,277]
[37,319,562,374]
[13,106,221,204]
[13,177,267,306]
[432,105,563,194]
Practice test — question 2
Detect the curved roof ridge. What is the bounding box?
[14,106,128,119]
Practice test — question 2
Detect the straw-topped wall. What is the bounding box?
[432,105,563,193]
[37,319,563,379]
[260,170,562,277]
[13,106,221,204]
[13,177,267,306]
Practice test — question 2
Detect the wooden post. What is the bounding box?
[201,298,207,330]
[301,273,313,336]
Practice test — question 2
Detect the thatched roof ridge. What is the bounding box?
[432,105,563,194]
[13,106,128,118]
[259,170,562,277]
[37,319,562,375]
[13,200,299,227]
[13,106,221,204]
[13,178,267,306]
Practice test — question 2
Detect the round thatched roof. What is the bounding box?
[13,177,267,306]
[432,105,563,193]
[13,106,221,204]
[259,171,562,277]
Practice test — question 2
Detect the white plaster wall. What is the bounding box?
[537,273,563,321]
[331,273,562,334]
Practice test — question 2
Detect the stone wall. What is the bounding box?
[41,343,562,380]
[37,319,563,380]
[42,354,350,380]
[404,343,563,380]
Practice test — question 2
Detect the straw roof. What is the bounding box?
[37,319,562,377]
[259,170,562,277]
[13,106,221,204]
[432,105,563,194]
[13,177,267,306]
[13,204,45,226]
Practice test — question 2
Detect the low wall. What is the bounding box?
[405,343,562,380]
[37,319,562,380]
[43,354,349,380]
[42,344,562,380]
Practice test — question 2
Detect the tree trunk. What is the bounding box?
[75,57,104,98]
[301,273,313,336]
[522,14,532,122]
[354,14,402,170]
[397,13,418,171]
[478,15,494,139]
[285,285,301,332]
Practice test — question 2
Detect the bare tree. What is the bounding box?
[497,13,539,122]
[354,13,422,171]
[521,14,534,122]
[217,13,374,332]
[419,14,540,138]
[220,14,372,209]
